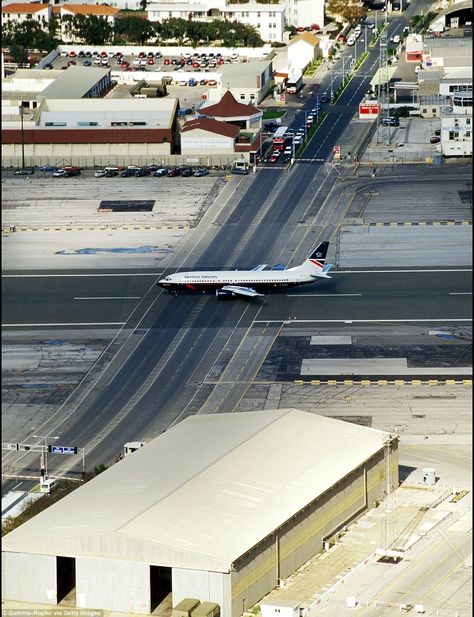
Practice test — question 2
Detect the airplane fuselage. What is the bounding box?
[158,270,311,293]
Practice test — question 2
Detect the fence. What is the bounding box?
[2,153,246,170]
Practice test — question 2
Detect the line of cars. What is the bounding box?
[94,165,210,178]
[56,49,241,74]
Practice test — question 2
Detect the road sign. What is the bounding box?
[49,445,77,455]
[2,442,19,451]
[333,146,341,155]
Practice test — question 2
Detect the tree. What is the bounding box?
[325,0,367,24]
[65,14,114,45]
[114,15,155,44]
[9,44,29,67]
[3,19,57,52]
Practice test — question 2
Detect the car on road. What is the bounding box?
[430,136,441,144]
[347,36,356,46]
[14,167,34,176]
[319,92,330,103]
[39,165,58,172]
[381,116,400,127]
[231,167,249,175]
[194,169,209,177]
[391,34,401,44]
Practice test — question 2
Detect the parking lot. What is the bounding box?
[47,47,252,89]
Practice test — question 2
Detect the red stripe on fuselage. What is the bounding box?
[309,259,324,268]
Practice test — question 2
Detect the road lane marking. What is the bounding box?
[449,292,472,295]
[73,296,141,300]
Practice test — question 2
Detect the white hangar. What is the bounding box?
[2,410,398,616]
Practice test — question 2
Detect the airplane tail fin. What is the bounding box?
[287,241,331,278]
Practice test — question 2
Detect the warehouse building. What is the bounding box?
[2,97,178,167]
[2,410,398,616]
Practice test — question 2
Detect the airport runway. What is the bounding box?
[1,269,472,326]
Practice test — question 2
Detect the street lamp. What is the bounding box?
[19,106,25,169]
[33,434,58,479]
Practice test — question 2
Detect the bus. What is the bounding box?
[272,126,289,148]
[286,75,303,94]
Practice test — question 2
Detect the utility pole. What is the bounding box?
[19,106,25,169]
[33,434,58,479]
[377,12,391,146]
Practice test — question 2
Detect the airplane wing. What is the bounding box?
[251,264,267,271]
[221,285,264,298]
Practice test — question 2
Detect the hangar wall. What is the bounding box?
[172,567,232,617]
[230,442,398,617]
[2,552,57,604]
[76,557,150,614]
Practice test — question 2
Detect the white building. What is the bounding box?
[287,31,321,73]
[285,0,324,30]
[147,0,286,43]
[2,409,398,617]
[59,4,120,42]
[440,92,472,156]
[1,2,52,26]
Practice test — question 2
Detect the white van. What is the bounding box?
[40,477,57,493]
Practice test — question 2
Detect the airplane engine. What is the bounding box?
[216,289,235,300]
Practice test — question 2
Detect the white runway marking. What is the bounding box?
[288,293,362,297]
[2,322,125,327]
[2,273,158,278]
[255,318,472,324]
[74,296,141,300]
[449,292,472,295]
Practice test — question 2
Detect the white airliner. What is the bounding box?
[158,242,332,299]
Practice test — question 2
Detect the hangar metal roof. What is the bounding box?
[37,66,110,100]
[2,410,393,572]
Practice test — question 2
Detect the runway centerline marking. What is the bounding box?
[74,296,141,300]
[2,322,126,327]
[449,292,472,295]
[254,318,472,324]
[287,293,362,297]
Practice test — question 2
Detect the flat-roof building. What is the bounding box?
[2,409,398,617]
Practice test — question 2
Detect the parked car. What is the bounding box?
[194,169,209,177]
[231,167,249,175]
[95,169,107,177]
[208,79,218,86]
[69,51,77,57]
[430,136,441,144]
[39,165,58,172]
[153,168,167,177]
[14,167,34,176]
[167,168,180,177]
[83,60,92,66]
[180,168,193,177]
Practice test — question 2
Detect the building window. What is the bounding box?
[240,94,245,100]
[466,131,471,137]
